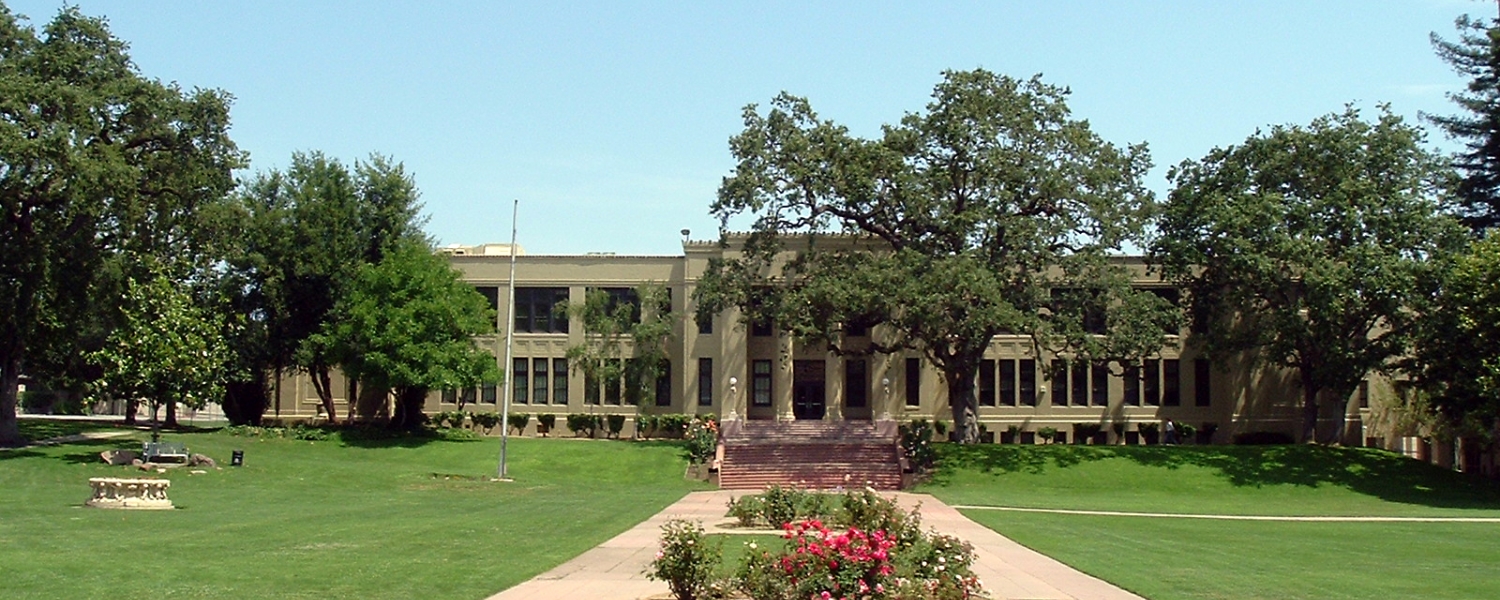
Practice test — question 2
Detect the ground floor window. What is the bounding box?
[846,358,867,408]
[1019,359,1037,406]
[553,358,568,405]
[698,358,713,407]
[513,358,528,404]
[978,359,996,407]
[655,361,671,407]
[1195,358,1211,407]
[533,358,549,404]
[752,360,772,406]
[905,358,921,407]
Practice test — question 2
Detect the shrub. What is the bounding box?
[726,495,764,527]
[1178,422,1198,441]
[434,410,467,429]
[759,484,803,528]
[469,412,501,434]
[645,519,722,600]
[1073,422,1102,443]
[657,414,691,438]
[506,412,530,434]
[684,416,719,465]
[1201,422,1220,442]
[1234,431,1296,445]
[836,488,922,549]
[606,414,626,438]
[1037,426,1057,444]
[536,413,556,435]
[288,423,332,441]
[1138,422,1160,444]
[1111,422,1126,438]
[900,419,936,471]
[1004,424,1021,443]
[773,519,897,600]
[932,420,949,440]
[566,413,601,437]
[638,414,660,438]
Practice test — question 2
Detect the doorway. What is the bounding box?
[792,360,826,420]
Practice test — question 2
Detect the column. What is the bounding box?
[824,353,844,421]
[774,333,795,421]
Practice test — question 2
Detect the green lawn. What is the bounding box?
[918,443,1500,600]
[0,427,709,599]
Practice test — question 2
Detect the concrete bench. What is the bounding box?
[86,478,173,510]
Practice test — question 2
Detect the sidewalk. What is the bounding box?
[486,490,1143,600]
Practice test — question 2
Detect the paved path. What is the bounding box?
[486,490,1144,600]
[27,430,134,446]
[953,504,1500,523]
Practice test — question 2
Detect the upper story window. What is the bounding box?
[514,287,569,333]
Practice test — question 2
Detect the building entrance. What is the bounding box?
[792,360,826,420]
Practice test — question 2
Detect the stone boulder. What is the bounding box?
[100,450,140,466]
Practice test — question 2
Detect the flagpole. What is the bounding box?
[498,199,518,480]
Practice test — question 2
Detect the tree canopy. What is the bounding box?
[696,69,1179,443]
[313,240,499,429]
[1430,14,1500,232]
[1409,234,1500,444]
[565,285,674,410]
[1153,107,1464,443]
[0,5,243,445]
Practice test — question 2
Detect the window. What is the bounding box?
[1163,359,1181,406]
[750,288,774,336]
[999,359,1017,406]
[585,368,600,405]
[845,317,869,338]
[1071,361,1088,407]
[978,359,996,407]
[1123,363,1141,406]
[751,360,772,406]
[845,359,867,408]
[655,362,672,407]
[514,287,569,333]
[1194,358,1211,407]
[442,388,457,404]
[461,387,476,406]
[905,358,921,407]
[512,358,528,404]
[1358,380,1369,409]
[1018,359,1037,406]
[596,287,642,324]
[697,312,713,335]
[552,358,568,405]
[698,358,713,407]
[1051,288,1107,335]
[1142,287,1180,306]
[482,382,497,404]
[1143,359,1160,406]
[1051,359,1068,405]
[475,286,499,316]
[533,358,549,405]
[1091,362,1108,407]
[605,358,623,405]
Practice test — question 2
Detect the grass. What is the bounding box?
[0,425,710,599]
[922,443,1500,516]
[918,443,1500,600]
[708,533,785,578]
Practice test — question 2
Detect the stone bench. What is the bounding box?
[86,478,174,510]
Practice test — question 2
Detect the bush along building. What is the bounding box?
[255,234,1421,487]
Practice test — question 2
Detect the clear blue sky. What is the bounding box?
[6,0,1489,255]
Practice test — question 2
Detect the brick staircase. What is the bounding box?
[717,420,904,490]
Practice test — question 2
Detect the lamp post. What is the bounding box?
[726,376,739,420]
[880,377,891,420]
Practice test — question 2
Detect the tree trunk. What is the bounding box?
[309,366,338,424]
[1300,378,1320,444]
[124,397,139,426]
[389,386,428,430]
[0,354,23,446]
[164,397,178,427]
[945,365,981,444]
[223,377,268,426]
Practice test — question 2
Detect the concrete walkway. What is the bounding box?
[486,490,1143,600]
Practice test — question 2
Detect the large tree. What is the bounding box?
[311,240,498,430]
[1430,12,1500,232]
[696,70,1178,443]
[1153,107,1464,443]
[90,263,234,434]
[1409,233,1500,446]
[222,152,426,424]
[0,5,242,445]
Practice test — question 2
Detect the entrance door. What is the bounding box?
[792,360,826,420]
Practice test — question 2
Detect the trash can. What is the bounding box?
[230,450,244,467]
